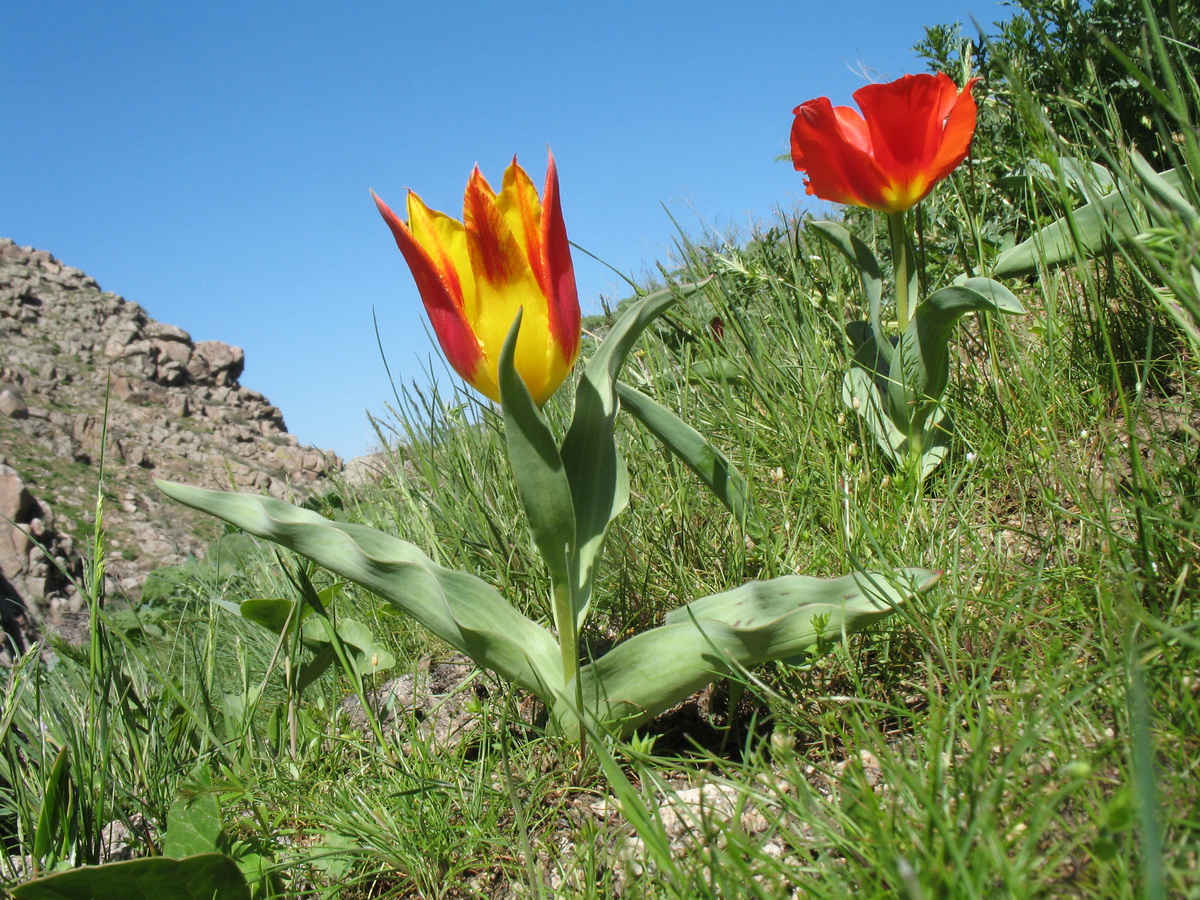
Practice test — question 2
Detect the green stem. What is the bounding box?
[551,576,588,758]
[551,579,579,688]
[889,210,914,330]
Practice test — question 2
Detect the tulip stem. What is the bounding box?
[551,579,579,685]
[551,576,589,759]
[888,211,915,330]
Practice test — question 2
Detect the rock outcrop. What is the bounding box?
[0,238,342,655]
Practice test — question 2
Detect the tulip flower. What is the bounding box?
[790,73,980,214]
[374,152,581,406]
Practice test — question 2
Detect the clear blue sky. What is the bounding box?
[4,1,1006,459]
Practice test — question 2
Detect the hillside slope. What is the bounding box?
[0,238,341,651]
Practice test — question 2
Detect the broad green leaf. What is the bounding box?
[294,646,338,695]
[163,790,223,859]
[809,220,888,358]
[1000,157,1116,199]
[156,481,560,699]
[615,380,762,538]
[560,280,708,624]
[1128,153,1197,225]
[237,597,307,635]
[555,569,938,736]
[497,310,576,609]
[894,278,1025,421]
[843,368,950,475]
[12,854,251,900]
[300,617,396,676]
[994,168,1184,277]
[687,359,743,382]
[842,367,906,458]
[915,445,950,481]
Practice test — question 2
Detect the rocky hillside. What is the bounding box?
[0,238,342,655]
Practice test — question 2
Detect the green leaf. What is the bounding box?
[994,168,1184,277]
[894,278,1025,418]
[842,367,907,458]
[809,220,888,359]
[293,646,338,695]
[300,617,396,676]
[12,854,251,900]
[1128,153,1197,226]
[163,790,223,859]
[686,359,743,382]
[556,569,938,736]
[237,597,307,635]
[1001,157,1116,199]
[156,481,560,701]
[841,278,1019,477]
[560,280,708,624]
[497,310,576,605]
[615,380,762,538]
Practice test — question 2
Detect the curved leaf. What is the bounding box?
[301,618,396,676]
[994,168,1184,277]
[560,280,709,623]
[237,597,308,635]
[497,310,576,606]
[555,568,939,736]
[156,481,560,698]
[809,220,888,359]
[894,278,1025,419]
[842,367,906,457]
[615,380,762,538]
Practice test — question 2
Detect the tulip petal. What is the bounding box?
[854,74,947,180]
[464,167,553,403]
[791,98,892,209]
[373,190,487,390]
[539,151,582,368]
[855,73,978,209]
[497,159,547,291]
[926,77,980,183]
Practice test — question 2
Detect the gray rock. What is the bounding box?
[0,389,29,419]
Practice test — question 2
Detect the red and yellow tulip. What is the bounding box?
[374,151,581,406]
[790,73,980,214]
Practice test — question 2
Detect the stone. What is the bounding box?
[188,341,244,385]
[339,656,486,752]
[145,322,190,342]
[0,390,28,419]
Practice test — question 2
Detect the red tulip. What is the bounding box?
[791,73,980,213]
[374,151,581,406]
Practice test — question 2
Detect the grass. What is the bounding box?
[2,4,1199,898]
